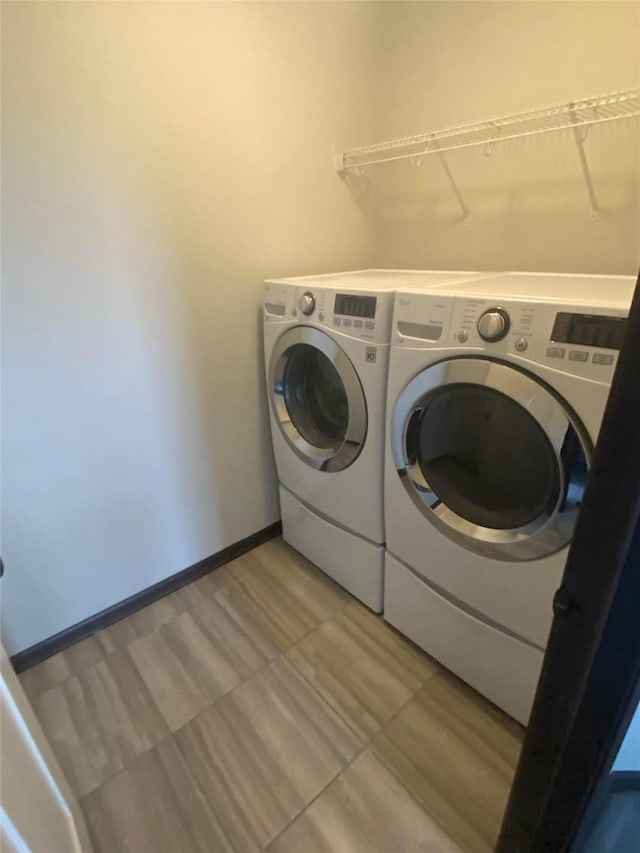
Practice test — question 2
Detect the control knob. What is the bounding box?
[477,307,510,342]
[299,292,316,316]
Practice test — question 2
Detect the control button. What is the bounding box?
[333,317,341,327]
[292,308,298,317]
[298,291,316,316]
[546,347,566,359]
[569,350,589,362]
[477,308,510,342]
[353,319,363,328]
[318,312,325,322]
[342,318,352,327]
[593,353,614,365]
[365,346,377,363]
[457,329,468,343]
[514,337,528,353]
[364,321,375,330]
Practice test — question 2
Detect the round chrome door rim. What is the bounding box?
[270,326,368,472]
[391,357,592,562]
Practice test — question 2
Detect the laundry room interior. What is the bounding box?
[2,2,640,852]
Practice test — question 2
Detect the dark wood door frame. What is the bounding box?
[497,271,640,853]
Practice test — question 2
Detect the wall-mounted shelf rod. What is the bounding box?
[337,89,640,172]
[336,88,640,217]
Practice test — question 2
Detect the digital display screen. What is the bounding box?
[334,293,376,319]
[551,312,627,351]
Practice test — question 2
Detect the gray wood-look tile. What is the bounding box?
[33,649,168,798]
[82,737,234,853]
[128,596,274,731]
[95,556,251,653]
[269,748,462,853]
[25,539,527,853]
[168,555,251,609]
[97,591,190,653]
[214,539,351,655]
[18,560,248,700]
[255,537,352,619]
[18,635,105,700]
[173,657,364,852]
[214,569,311,655]
[286,602,439,740]
[372,671,524,853]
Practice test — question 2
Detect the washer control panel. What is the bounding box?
[264,282,394,344]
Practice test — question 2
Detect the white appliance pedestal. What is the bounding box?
[384,550,544,724]
[279,485,384,612]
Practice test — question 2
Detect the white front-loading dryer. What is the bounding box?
[263,269,495,611]
[383,272,635,721]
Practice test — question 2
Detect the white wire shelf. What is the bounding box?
[336,88,640,218]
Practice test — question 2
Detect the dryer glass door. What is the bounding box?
[392,358,591,561]
[270,326,367,472]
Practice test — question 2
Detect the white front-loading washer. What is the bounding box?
[263,269,496,611]
[383,272,635,721]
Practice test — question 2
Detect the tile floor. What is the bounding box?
[20,537,524,853]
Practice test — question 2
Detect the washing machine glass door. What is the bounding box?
[270,326,367,472]
[392,357,592,561]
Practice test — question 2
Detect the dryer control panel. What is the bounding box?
[392,289,628,380]
[264,282,394,345]
[549,312,627,351]
[453,297,626,379]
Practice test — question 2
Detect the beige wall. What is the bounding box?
[365,1,640,274]
[1,1,381,653]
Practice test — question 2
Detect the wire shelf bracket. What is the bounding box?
[434,142,470,222]
[569,103,599,217]
[336,88,640,218]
